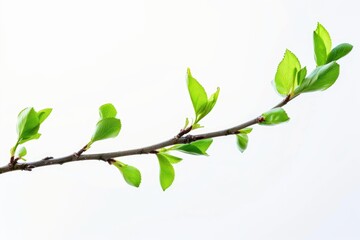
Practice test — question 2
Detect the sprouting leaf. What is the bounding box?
[17,146,27,158]
[113,161,141,187]
[315,23,332,55]
[37,108,52,124]
[192,123,203,130]
[327,43,353,63]
[313,32,327,66]
[187,68,208,119]
[17,107,40,140]
[260,108,290,125]
[183,117,190,129]
[159,153,182,164]
[187,68,220,124]
[18,133,41,144]
[171,139,213,155]
[197,87,220,122]
[99,103,117,119]
[91,118,121,143]
[297,67,307,86]
[236,133,249,153]
[157,153,175,191]
[274,49,301,96]
[239,128,253,134]
[295,61,340,94]
[313,23,332,66]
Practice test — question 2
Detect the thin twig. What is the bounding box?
[0,95,295,175]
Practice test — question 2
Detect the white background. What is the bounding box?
[0,0,359,239]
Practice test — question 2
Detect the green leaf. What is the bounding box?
[236,133,249,153]
[37,108,52,124]
[159,153,182,164]
[295,62,340,94]
[239,128,252,134]
[171,139,213,155]
[17,108,40,140]
[91,118,121,143]
[315,23,332,55]
[260,108,290,125]
[297,67,307,86]
[327,43,353,63]
[113,161,141,187]
[187,68,208,120]
[274,49,301,96]
[18,133,41,144]
[313,32,327,66]
[99,103,117,119]
[197,87,220,122]
[157,153,175,191]
[17,146,27,158]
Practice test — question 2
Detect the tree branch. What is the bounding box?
[0,95,296,175]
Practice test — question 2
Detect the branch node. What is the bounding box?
[257,116,265,123]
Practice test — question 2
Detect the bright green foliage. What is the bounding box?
[260,108,289,125]
[17,146,27,160]
[89,103,121,144]
[236,128,253,153]
[327,43,353,63]
[274,49,301,96]
[295,62,340,94]
[158,153,182,164]
[171,139,213,155]
[187,68,220,124]
[99,103,117,119]
[113,161,141,187]
[236,134,249,153]
[37,108,52,124]
[239,128,253,134]
[157,153,175,191]
[17,108,40,141]
[314,23,332,66]
[297,67,307,86]
[11,107,52,156]
[236,128,252,153]
[91,118,121,143]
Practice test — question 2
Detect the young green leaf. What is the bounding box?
[171,139,213,155]
[18,133,41,144]
[91,118,121,143]
[17,146,27,158]
[316,23,332,55]
[295,61,340,94]
[260,108,290,125]
[197,87,220,122]
[99,103,117,119]
[297,67,307,86]
[236,133,249,153]
[239,128,253,134]
[159,153,182,164]
[157,153,175,191]
[327,43,353,63]
[187,68,208,119]
[37,108,52,124]
[313,23,332,66]
[17,108,40,140]
[313,32,327,66]
[274,49,301,96]
[113,161,141,187]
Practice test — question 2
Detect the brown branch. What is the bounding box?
[0,95,296,175]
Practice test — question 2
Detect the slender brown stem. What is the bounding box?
[0,95,295,175]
